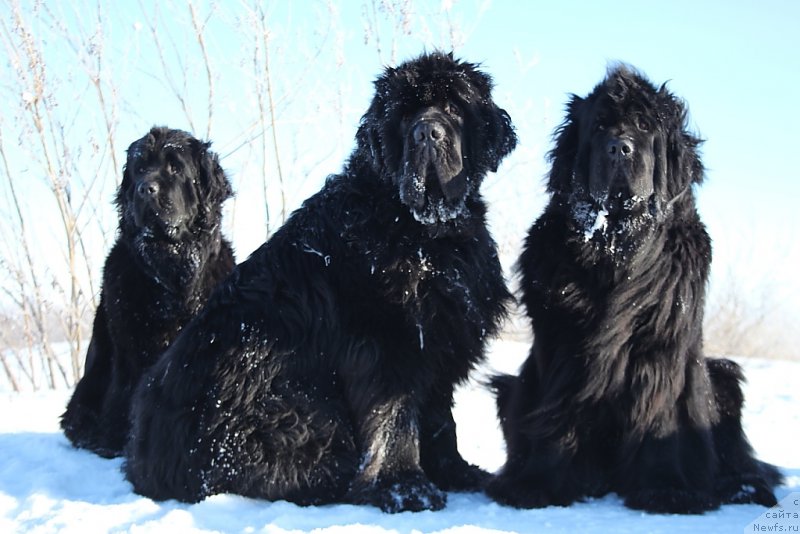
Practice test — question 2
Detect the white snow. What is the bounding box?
[1,339,798,533]
[585,207,609,242]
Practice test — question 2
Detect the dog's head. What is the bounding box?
[355,51,517,233]
[117,127,232,243]
[548,65,703,232]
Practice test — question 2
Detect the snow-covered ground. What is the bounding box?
[1,339,797,533]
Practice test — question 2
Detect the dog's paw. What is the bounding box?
[485,474,559,509]
[348,471,447,513]
[717,477,779,508]
[430,460,490,492]
[624,487,720,514]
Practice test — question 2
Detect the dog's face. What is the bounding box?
[356,52,517,233]
[581,87,658,213]
[548,65,703,242]
[398,102,467,218]
[118,127,232,243]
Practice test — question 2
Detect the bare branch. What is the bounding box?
[188,1,215,139]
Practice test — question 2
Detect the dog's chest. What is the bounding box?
[368,245,474,310]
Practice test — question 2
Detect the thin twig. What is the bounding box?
[188,1,214,139]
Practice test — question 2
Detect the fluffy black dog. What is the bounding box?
[124,52,516,512]
[61,127,235,458]
[486,65,781,514]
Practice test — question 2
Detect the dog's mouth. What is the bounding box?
[573,191,655,249]
[398,117,468,226]
[597,188,648,217]
[399,164,468,226]
[139,222,184,242]
[132,203,188,242]
[407,187,467,226]
[588,133,656,214]
[574,164,655,244]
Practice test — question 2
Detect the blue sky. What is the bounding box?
[2,0,798,348]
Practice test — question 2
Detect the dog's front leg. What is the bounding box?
[346,394,447,513]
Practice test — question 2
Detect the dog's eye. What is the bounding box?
[444,103,461,118]
[636,116,650,132]
[136,166,147,175]
[592,112,607,132]
[166,162,182,175]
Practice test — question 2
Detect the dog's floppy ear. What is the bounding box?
[118,152,135,208]
[194,140,233,205]
[355,96,385,174]
[483,103,517,172]
[116,131,155,211]
[547,95,582,197]
[465,64,516,173]
[660,89,705,190]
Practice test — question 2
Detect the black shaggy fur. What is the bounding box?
[61,127,235,458]
[486,65,781,514]
[124,52,517,512]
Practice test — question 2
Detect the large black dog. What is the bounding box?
[124,52,517,512]
[486,65,781,514]
[61,127,235,458]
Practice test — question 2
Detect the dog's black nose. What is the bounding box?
[413,121,445,144]
[137,181,159,197]
[607,137,634,159]
[608,137,633,158]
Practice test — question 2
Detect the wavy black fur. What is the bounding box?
[124,52,516,513]
[486,65,781,514]
[61,127,235,457]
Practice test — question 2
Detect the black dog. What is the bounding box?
[61,127,235,458]
[124,52,516,512]
[486,65,781,514]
